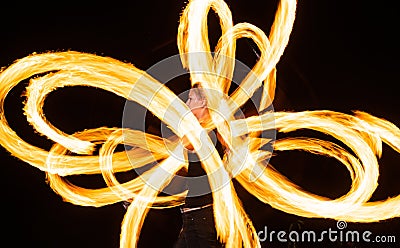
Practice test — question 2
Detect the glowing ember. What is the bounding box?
[0,0,399,247]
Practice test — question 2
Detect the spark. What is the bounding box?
[0,0,399,247]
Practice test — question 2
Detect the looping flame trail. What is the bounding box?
[0,0,399,247]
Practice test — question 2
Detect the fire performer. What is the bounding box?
[174,82,226,248]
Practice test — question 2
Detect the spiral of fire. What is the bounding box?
[0,0,399,247]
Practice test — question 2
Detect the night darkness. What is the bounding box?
[1,1,399,247]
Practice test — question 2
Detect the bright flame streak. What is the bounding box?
[178,0,234,91]
[236,110,400,222]
[45,128,185,207]
[0,0,399,247]
[120,149,186,248]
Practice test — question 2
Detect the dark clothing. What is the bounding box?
[174,205,223,248]
[174,132,225,248]
[183,133,224,208]
[183,159,214,208]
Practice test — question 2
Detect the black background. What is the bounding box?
[1,1,399,247]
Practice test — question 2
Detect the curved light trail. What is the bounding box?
[0,0,399,247]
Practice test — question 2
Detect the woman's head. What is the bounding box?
[186,82,209,121]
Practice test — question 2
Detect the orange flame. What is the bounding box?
[0,0,399,247]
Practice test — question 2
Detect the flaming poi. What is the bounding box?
[0,0,399,247]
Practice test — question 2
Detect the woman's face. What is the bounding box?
[186,88,206,119]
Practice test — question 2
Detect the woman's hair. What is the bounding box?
[191,82,206,101]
